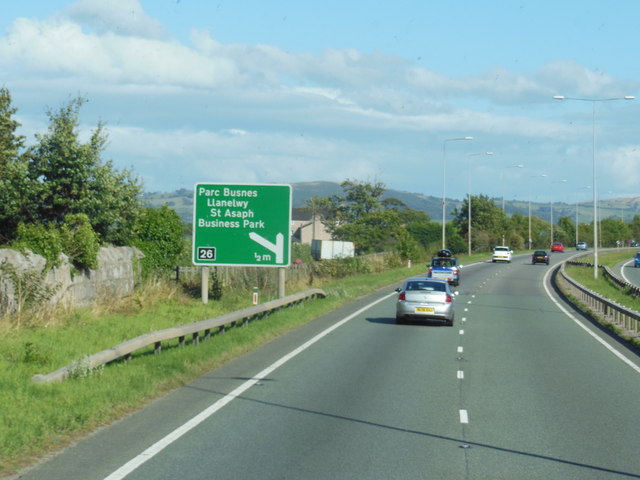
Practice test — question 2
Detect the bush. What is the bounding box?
[133,206,185,276]
[61,214,100,270]
[310,256,372,278]
[13,222,64,268]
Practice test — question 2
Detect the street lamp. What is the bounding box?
[442,136,473,249]
[467,152,493,255]
[554,95,635,278]
[528,174,548,250]
[501,164,524,211]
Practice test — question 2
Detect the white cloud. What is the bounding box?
[66,0,167,39]
[104,124,403,192]
[0,17,238,88]
[537,60,620,97]
[606,145,640,191]
[1,3,637,199]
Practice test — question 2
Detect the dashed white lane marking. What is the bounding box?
[457,346,464,353]
[457,370,464,379]
[459,329,465,335]
[459,410,469,424]
[462,317,467,323]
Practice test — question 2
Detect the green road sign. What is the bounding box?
[192,183,291,267]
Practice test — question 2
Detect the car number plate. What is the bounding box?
[415,307,434,313]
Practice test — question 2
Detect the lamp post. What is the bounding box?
[467,152,493,255]
[442,136,473,249]
[501,164,524,211]
[553,95,635,278]
[528,174,548,250]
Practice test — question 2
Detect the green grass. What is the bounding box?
[0,261,429,475]
[564,249,640,347]
[565,249,640,313]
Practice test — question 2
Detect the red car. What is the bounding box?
[551,242,564,252]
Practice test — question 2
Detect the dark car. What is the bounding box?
[532,250,549,265]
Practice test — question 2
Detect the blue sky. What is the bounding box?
[1,0,639,207]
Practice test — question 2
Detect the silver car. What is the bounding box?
[395,277,456,326]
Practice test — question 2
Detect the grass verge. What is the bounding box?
[563,249,640,348]
[565,249,640,313]
[0,261,428,475]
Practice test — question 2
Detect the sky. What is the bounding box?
[1,0,639,207]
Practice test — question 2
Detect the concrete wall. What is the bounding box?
[0,246,143,314]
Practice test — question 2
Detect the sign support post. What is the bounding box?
[192,183,292,298]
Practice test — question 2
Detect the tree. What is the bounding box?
[630,215,640,243]
[0,88,31,242]
[27,97,143,244]
[556,216,576,247]
[338,179,385,222]
[452,195,508,250]
[309,179,386,236]
[333,209,403,254]
[306,179,428,259]
[599,218,630,247]
[0,87,24,166]
[406,221,441,250]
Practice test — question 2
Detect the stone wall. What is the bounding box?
[0,246,143,314]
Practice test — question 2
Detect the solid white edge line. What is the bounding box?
[543,266,640,374]
[103,292,397,480]
[620,259,634,284]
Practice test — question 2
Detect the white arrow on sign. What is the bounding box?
[249,232,284,264]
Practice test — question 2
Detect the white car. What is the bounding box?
[492,246,512,263]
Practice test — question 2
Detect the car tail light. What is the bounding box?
[453,268,459,275]
[428,267,433,275]
[446,295,453,303]
[398,292,406,301]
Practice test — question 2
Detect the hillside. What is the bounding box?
[143,182,638,225]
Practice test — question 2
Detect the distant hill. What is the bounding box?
[143,182,639,225]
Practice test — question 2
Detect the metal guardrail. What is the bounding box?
[32,288,326,384]
[556,262,640,338]
[602,265,640,298]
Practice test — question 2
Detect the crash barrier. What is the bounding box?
[565,258,640,298]
[32,288,326,384]
[602,265,640,298]
[556,263,640,338]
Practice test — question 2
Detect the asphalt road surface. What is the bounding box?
[618,251,640,287]
[15,252,640,480]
